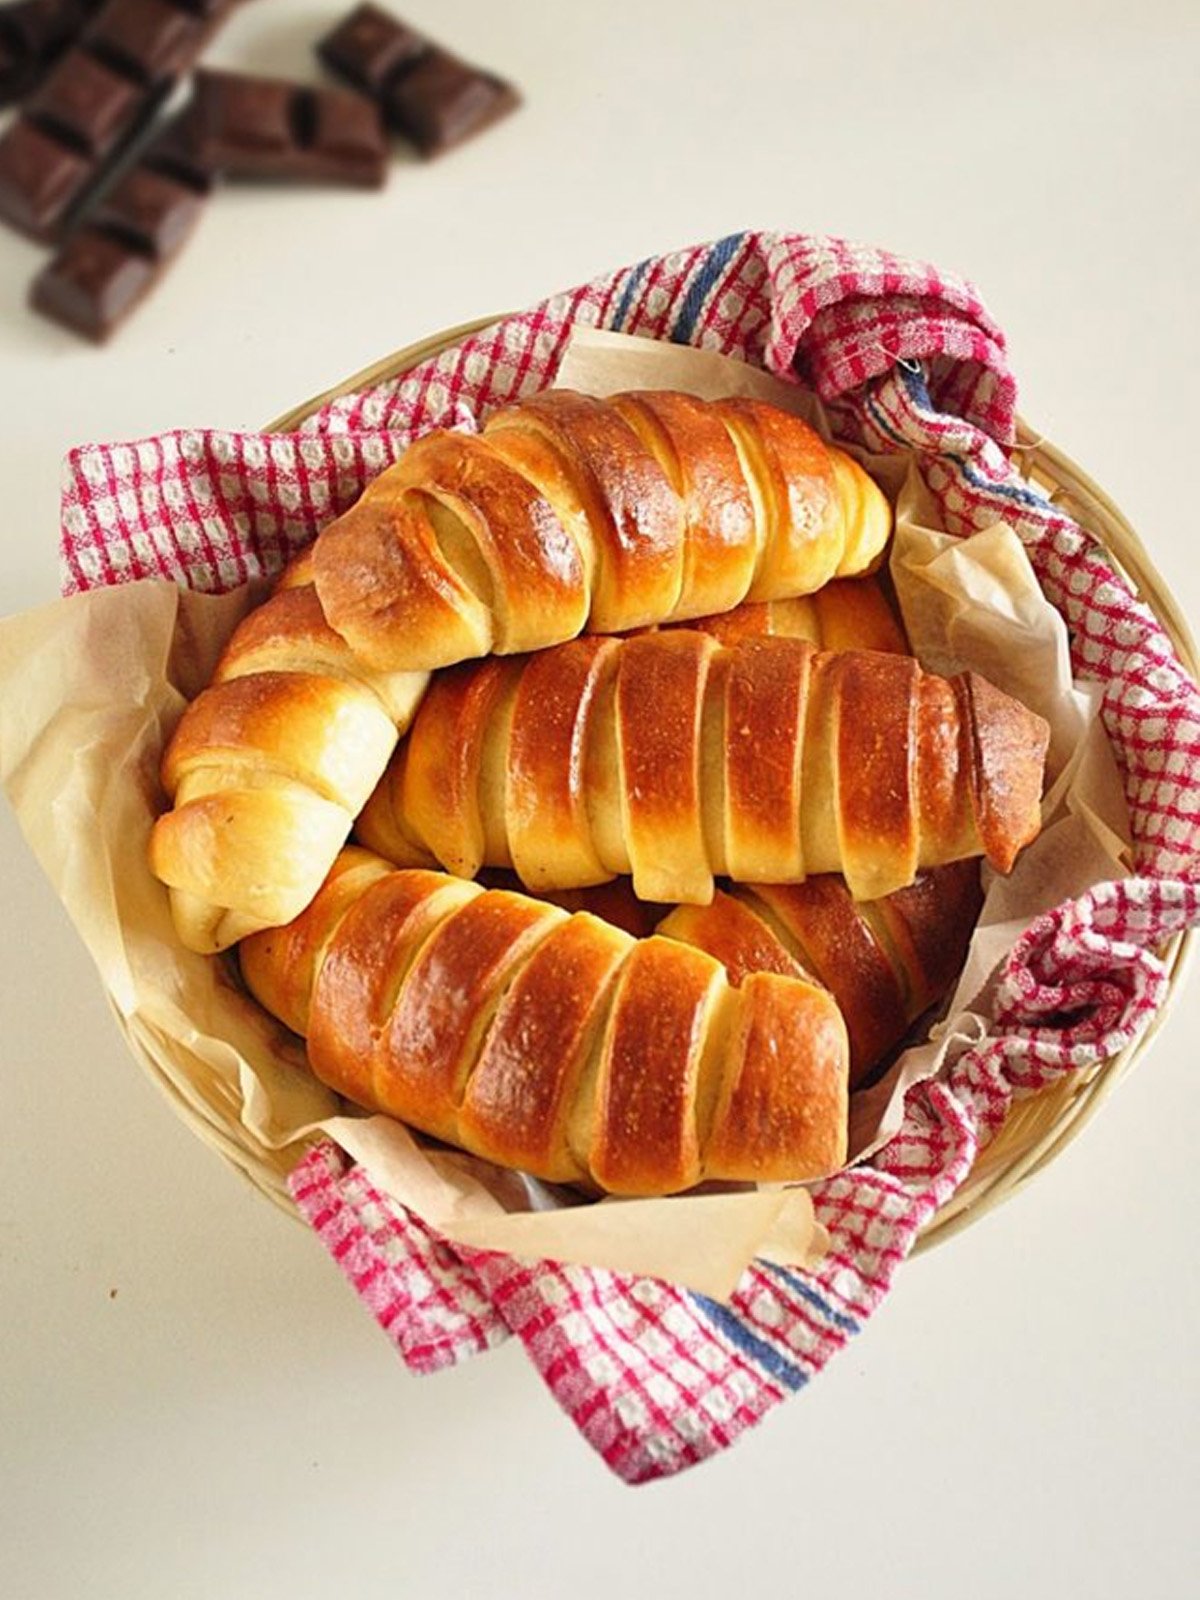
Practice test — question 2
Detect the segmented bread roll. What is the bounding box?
[312,390,892,671]
[239,848,849,1195]
[149,558,428,952]
[357,634,1048,905]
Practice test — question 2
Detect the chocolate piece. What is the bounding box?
[25,48,145,159]
[88,0,203,89]
[137,100,213,192]
[316,5,519,157]
[191,68,388,186]
[0,0,234,243]
[316,3,425,95]
[31,108,210,339]
[30,226,154,337]
[0,114,89,235]
[92,160,204,254]
[384,47,518,157]
[0,0,103,108]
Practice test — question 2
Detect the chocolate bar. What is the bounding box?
[0,0,103,109]
[383,47,519,158]
[31,108,211,339]
[191,68,388,186]
[316,3,425,94]
[0,0,233,243]
[316,4,519,157]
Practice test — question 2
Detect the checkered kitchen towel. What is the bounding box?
[59,231,1200,1482]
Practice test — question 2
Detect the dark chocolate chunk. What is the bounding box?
[30,108,209,340]
[87,0,203,89]
[30,227,154,338]
[192,68,388,187]
[25,48,146,159]
[316,5,519,158]
[93,161,204,255]
[0,0,104,108]
[139,100,214,192]
[383,46,518,156]
[316,3,426,96]
[0,114,90,235]
[0,0,234,243]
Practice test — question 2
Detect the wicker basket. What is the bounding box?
[120,316,1199,1251]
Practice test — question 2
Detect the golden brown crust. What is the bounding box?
[353,743,437,868]
[656,895,809,987]
[151,661,401,952]
[744,878,909,1086]
[239,851,851,1195]
[720,636,809,883]
[868,858,983,1015]
[460,913,631,1181]
[388,430,589,654]
[506,635,618,890]
[237,847,394,1038]
[653,863,983,1089]
[309,869,477,1109]
[826,650,921,899]
[717,398,842,600]
[811,576,908,654]
[610,390,758,619]
[369,635,1047,902]
[706,973,848,1179]
[615,632,717,903]
[394,655,518,880]
[486,390,685,633]
[150,573,428,954]
[307,390,893,674]
[153,391,897,951]
[586,938,723,1196]
[963,672,1051,872]
[313,486,492,671]
[380,889,566,1144]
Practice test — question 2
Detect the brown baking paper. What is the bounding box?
[0,330,1130,1302]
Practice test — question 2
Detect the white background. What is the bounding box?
[2,3,1198,1596]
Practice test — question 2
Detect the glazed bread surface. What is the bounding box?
[357,633,1049,905]
[311,389,892,672]
[239,848,850,1195]
[656,861,983,1087]
[149,562,428,953]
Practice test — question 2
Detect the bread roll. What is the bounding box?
[312,390,892,671]
[240,848,849,1195]
[357,634,1049,903]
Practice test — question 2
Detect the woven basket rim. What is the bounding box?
[126,311,1194,1246]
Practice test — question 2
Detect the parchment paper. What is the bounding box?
[0,329,1130,1302]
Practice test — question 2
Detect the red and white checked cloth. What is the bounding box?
[59,231,1200,1483]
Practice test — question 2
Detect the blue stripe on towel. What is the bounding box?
[760,1262,862,1336]
[671,231,747,345]
[867,368,1052,515]
[611,257,654,332]
[690,1294,809,1391]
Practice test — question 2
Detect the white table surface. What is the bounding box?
[2,3,1198,1596]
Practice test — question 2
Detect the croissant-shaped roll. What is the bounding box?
[353,578,905,875]
[239,848,849,1195]
[311,390,892,672]
[148,570,429,953]
[656,861,983,1087]
[357,635,1049,905]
